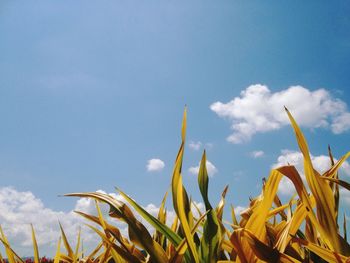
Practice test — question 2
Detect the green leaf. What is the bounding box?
[117,187,182,246]
[198,151,222,263]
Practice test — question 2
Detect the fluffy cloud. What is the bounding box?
[188,160,218,177]
[0,186,206,257]
[272,150,350,196]
[250,150,264,158]
[188,141,202,151]
[210,85,350,143]
[146,158,165,172]
[0,187,174,257]
[0,187,101,257]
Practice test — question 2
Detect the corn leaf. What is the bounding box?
[85,242,103,262]
[117,187,182,246]
[68,191,169,263]
[0,236,25,263]
[0,225,17,263]
[53,237,62,263]
[292,237,348,263]
[86,224,142,263]
[230,205,239,227]
[240,229,301,263]
[216,185,229,221]
[59,222,74,259]
[171,210,210,262]
[321,176,350,191]
[156,191,169,247]
[74,227,81,262]
[31,224,40,263]
[242,169,283,262]
[171,108,199,263]
[229,229,248,263]
[198,150,221,263]
[285,107,348,254]
[344,213,348,242]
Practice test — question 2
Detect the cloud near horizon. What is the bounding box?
[0,186,207,256]
[0,187,176,256]
[210,85,350,143]
[0,186,101,256]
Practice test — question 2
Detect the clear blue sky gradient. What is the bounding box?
[1,1,350,219]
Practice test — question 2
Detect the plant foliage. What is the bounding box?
[1,108,350,262]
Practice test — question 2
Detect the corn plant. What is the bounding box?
[1,107,350,262]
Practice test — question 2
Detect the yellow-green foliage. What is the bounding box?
[1,108,350,262]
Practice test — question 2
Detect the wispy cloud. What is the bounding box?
[250,150,264,158]
[272,150,350,196]
[188,141,213,151]
[188,160,218,177]
[188,141,202,151]
[211,85,350,143]
[146,158,165,172]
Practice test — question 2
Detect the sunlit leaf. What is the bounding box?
[31,224,40,263]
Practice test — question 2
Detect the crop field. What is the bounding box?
[0,108,349,263]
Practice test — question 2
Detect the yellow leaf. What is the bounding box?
[170,108,199,263]
[59,222,74,259]
[74,227,81,262]
[285,107,346,254]
[0,236,25,263]
[31,224,40,263]
[0,225,17,263]
[53,237,61,263]
[243,169,283,261]
[292,237,348,263]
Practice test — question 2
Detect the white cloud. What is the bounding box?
[188,160,218,177]
[0,187,175,257]
[250,150,264,158]
[146,158,165,172]
[272,150,350,196]
[0,188,163,257]
[188,141,202,151]
[210,85,350,143]
[0,187,101,257]
[0,186,209,257]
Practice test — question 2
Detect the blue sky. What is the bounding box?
[1,0,350,256]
